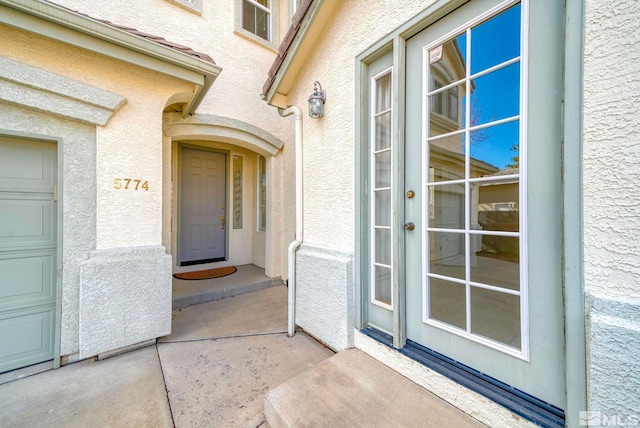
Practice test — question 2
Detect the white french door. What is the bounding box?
[364,0,566,410]
[403,0,565,408]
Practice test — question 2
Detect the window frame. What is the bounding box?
[257,154,267,232]
[421,3,530,359]
[355,0,586,423]
[232,153,244,230]
[370,67,394,311]
[235,0,279,50]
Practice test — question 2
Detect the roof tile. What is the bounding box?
[46,0,215,64]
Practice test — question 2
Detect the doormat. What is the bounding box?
[173,266,237,280]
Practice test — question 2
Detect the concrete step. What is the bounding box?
[172,264,282,309]
[265,348,485,428]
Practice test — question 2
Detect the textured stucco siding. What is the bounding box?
[277,0,436,356]
[295,244,354,351]
[0,24,193,250]
[284,0,436,252]
[0,27,192,356]
[52,0,296,278]
[583,0,640,300]
[586,296,640,418]
[79,246,172,358]
[583,0,640,418]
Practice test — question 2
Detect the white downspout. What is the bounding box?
[278,105,302,337]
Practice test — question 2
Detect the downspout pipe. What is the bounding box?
[278,105,302,337]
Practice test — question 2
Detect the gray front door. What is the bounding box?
[179,147,227,265]
[404,0,565,408]
[0,136,57,373]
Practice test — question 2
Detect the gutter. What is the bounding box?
[278,106,303,337]
[0,0,221,116]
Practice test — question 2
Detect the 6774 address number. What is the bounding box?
[114,178,149,191]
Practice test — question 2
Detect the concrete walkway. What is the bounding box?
[1,283,488,427]
[0,285,333,428]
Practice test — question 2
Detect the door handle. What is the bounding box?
[221,215,226,230]
[404,222,415,231]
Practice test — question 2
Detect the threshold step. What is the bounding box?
[172,264,281,309]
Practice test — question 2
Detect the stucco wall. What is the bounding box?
[279,0,438,350]
[283,0,435,252]
[51,0,296,277]
[0,24,193,250]
[583,0,640,419]
[295,244,354,351]
[0,25,196,356]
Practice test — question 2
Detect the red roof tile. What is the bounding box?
[262,0,313,95]
[46,0,215,64]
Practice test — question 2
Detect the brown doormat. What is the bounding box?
[173,266,237,280]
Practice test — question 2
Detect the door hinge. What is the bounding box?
[54,185,58,202]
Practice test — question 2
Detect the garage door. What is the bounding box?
[0,136,57,374]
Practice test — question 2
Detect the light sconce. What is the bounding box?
[308,81,326,119]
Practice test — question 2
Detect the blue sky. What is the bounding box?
[458,4,522,170]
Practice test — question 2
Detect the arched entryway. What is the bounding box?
[162,113,284,277]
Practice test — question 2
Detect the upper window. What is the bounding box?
[242,0,271,41]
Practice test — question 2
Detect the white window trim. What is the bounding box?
[420,0,530,361]
[164,0,202,15]
[235,0,279,51]
[232,153,244,230]
[370,67,394,311]
[257,154,267,232]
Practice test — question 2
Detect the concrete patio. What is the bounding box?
[0,280,487,427]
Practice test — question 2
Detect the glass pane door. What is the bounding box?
[404,0,566,409]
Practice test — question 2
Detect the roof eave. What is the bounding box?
[0,0,222,115]
[262,0,339,108]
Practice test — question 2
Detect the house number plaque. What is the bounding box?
[113,178,149,191]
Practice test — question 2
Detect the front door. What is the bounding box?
[179,147,227,265]
[0,136,57,373]
[404,0,565,408]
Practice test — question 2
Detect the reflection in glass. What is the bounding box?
[375,189,390,227]
[375,112,391,151]
[476,180,519,232]
[470,120,519,175]
[471,286,521,349]
[471,234,519,290]
[429,231,465,280]
[429,277,466,329]
[429,183,465,229]
[428,146,465,182]
[470,62,520,126]
[429,33,467,87]
[422,3,524,353]
[375,228,391,265]
[375,150,391,188]
[429,83,465,139]
[374,265,392,306]
[470,4,521,75]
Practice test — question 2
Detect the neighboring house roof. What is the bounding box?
[46,0,215,64]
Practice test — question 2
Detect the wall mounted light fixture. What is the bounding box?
[308,81,326,118]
